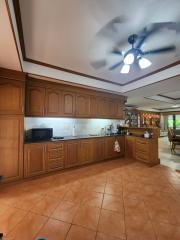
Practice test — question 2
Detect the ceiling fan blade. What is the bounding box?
[143,45,176,55]
[109,61,123,70]
[136,22,176,49]
[90,59,106,69]
[111,49,123,55]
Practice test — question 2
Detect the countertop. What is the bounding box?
[25,133,125,144]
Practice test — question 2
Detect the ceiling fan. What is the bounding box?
[91,21,177,74]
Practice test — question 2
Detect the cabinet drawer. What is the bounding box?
[48,149,64,158]
[47,143,63,150]
[136,151,149,163]
[136,140,149,153]
[48,158,64,170]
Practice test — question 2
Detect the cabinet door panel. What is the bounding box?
[79,140,93,164]
[46,89,62,116]
[90,96,97,117]
[0,80,24,114]
[125,136,136,158]
[62,91,75,116]
[65,141,79,167]
[26,87,45,116]
[94,138,105,161]
[0,116,23,182]
[97,98,109,117]
[24,144,46,178]
[76,94,90,117]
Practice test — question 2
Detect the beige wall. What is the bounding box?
[0,0,21,71]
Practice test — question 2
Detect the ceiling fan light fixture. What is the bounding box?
[121,64,130,74]
[123,53,134,65]
[139,57,152,69]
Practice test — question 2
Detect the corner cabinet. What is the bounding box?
[0,116,23,182]
[24,143,46,178]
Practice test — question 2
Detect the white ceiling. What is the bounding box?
[18,0,180,85]
[5,0,180,111]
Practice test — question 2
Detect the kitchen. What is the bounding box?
[0,0,180,239]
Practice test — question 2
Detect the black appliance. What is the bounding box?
[29,128,53,141]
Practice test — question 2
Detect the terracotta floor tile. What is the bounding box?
[81,192,103,208]
[96,232,123,240]
[125,216,156,240]
[51,201,79,223]
[31,195,60,216]
[98,209,125,239]
[63,189,84,203]
[73,205,101,230]
[66,225,96,240]
[105,183,123,196]
[34,218,70,240]
[124,198,149,220]
[0,207,27,236]
[0,203,9,216]
[153,222,180,240]
[7,212,47,240]
[102,194,124,214]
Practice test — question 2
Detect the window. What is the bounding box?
[168,114,180,129]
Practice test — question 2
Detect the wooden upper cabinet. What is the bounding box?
[24,143,46,178]
[46,88,62,116]
[0,80,24,115]
[62,91,75,117]
[76,94,90,117]
[116,100,124,119]
[97,97,109,117]
[26,86,45,116]
[0,116,23,182]
[65,140,80,168]
[90,96,98,117]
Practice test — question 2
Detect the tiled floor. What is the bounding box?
[159,137,180,171]
[0,158,180,240]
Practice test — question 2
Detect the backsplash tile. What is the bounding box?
[25,118,124,136]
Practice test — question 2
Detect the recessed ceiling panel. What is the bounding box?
[16,0,180,85]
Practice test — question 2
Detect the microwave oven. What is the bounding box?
[29,128,53,141]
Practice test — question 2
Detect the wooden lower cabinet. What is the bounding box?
[125,136,159,166]
[24,143,46,178]
[65,140,80,168]
[47,142,64,172]
[94,138,105,161]
[125,136,136,158]
[79,139,94,164]
[23,136,125,179]
[105,136,125,159]
[0,116,23,182]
